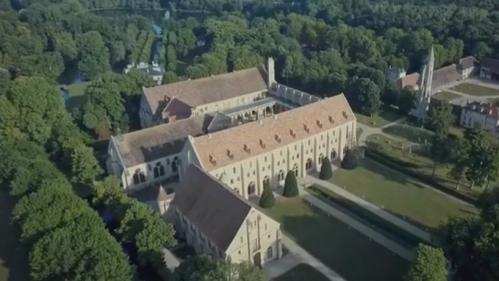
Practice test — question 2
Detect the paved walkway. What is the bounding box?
[301,176,432,243]
[263,252,302,280]
[300,188,415,261]
[357,117,408,145]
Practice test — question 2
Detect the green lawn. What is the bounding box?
[330,158,478,231]
[266,197,410,281]
[274,264,329,281]
[382,124,434,144]
[432,91,461,102]
[0,191,29,281]
[366,134,481,200]
[452,83,499,97]
[61,82,90,110]
[355,109,404,128]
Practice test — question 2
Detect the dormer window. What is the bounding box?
[275,134,281,143]
[243,144,251,153]
[209,155,217,165]
[316,120,323,128]
[304,124,310,133]
[342,111,348,119]
[227,149,234,159]
[289,129,296,138]
[328,115,334,124]
[259,139,266,148]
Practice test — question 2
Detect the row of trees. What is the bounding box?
[0,140,136,281]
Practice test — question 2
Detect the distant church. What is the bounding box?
[410,48,435,121]
[391,46,477,121]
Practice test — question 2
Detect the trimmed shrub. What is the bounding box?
[319,157,333,180]
[341,147,362,170]
[259,181,275,208]
[283,171,299,197]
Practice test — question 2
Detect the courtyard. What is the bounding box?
[452,82,499,97]
[266,197,409,281]
[330,158,477,231]
[354,108,404,128]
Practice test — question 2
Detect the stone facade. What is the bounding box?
[460,101,499,135]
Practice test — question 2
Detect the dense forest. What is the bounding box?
[2,0,499,281]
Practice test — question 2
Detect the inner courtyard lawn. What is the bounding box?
[330,158,478,231]
[355,109,403,128]
[452,83,499,96]
[274,264,329,281]
[266,197,410,281]
[431,91,461,102]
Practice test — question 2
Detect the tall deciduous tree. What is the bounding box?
[348,78,381,117]
[405,244,447,281]
[76,31,110,80]
[429,104,455,175]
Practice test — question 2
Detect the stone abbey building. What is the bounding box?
[106,58,357,266]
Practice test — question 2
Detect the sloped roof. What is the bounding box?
[481,57,499,74]
[162,97,192,121]
[112,115,212,167]
[143,66,268,112]
[464,101,499,119]
[432,64,461,89]
[397,73,420,89]
[459,56,477,70]
[192,94,355,171]
[173,165,252,251]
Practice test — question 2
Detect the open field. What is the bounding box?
[355,109,404,128]
[266,197,410,281]
[452,83,499,96]
[330,158,478,231]
[0,191,29,281]
[432,91,461,102]
[382,123,434,144]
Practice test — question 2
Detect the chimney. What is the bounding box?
[267,57,275,87]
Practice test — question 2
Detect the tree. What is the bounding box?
[461,130,499,188]
[398,87,417,114]
[259,181,275,208]
[319,157,333,180]
[76,31,111,80]
[283,171,299,197]
[166,44,177,72]
[69,143,102,185]
[429,104,454,135]
[348,78,381,116]
[405,244,447,281]
[429,104,455,175]
[173,256,265,281]
[341,148,362,170]
[29,213,135,281]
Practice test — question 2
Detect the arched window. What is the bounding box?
[172,157,179,172]
[306,158,313,170]
[331,149,337,160]
[263,176,270,187]
[319,153,324,165]
[248,182,256,196]
[133,169,146,185]
[154,162,165,178]
[266,246,273,260]
[277,170,285,182]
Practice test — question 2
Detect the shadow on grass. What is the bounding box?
[276,202,409,281]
